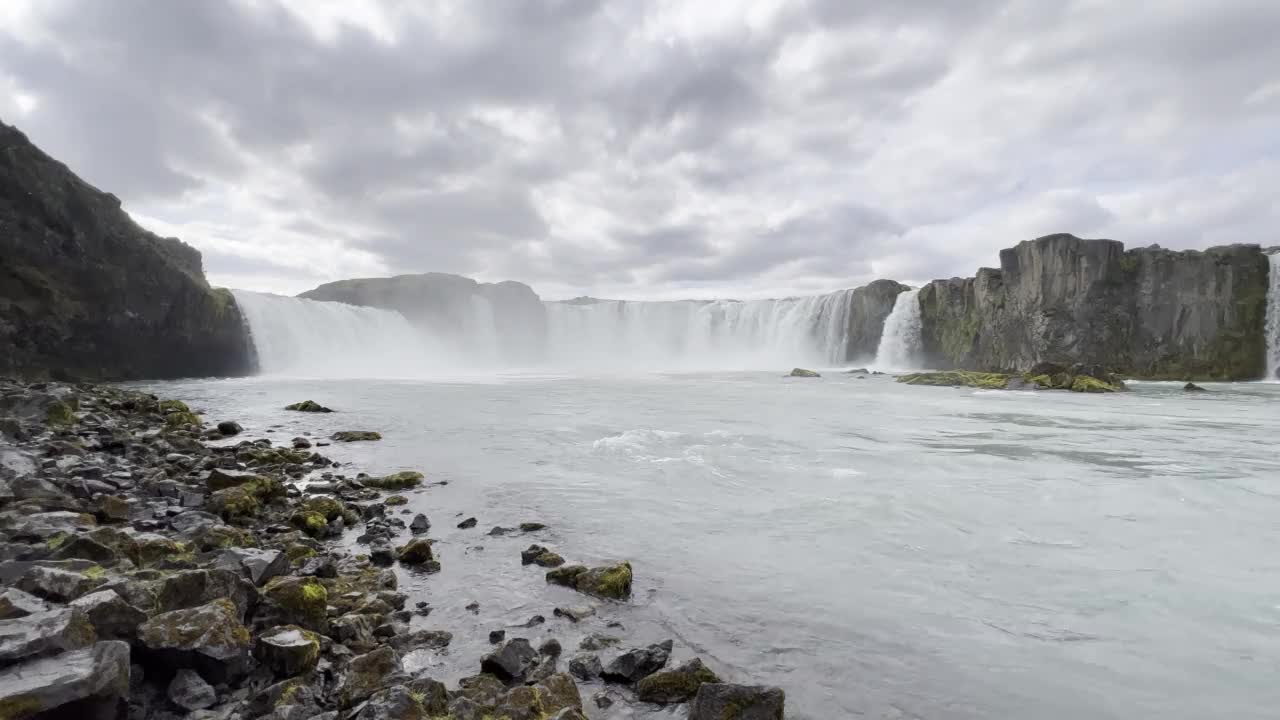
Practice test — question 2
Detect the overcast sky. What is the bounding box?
[2,0,1277,300]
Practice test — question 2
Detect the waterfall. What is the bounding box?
[543,290,855,371]
[1266,254,1280,381]
[872,289,923,371]
[232,291,449,377]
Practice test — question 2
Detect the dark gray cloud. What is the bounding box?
[1,0,1277,299]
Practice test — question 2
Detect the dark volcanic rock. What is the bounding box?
[601,640,672,684]
[0,640,130,720]
[521,544,565,567]
[69,589,148,640]
[0,587,50,619]
[136,598,251,683]
[545,561,633,600]
[254,625,321,677]
[636,658,722,703]
[688,683,786,720]
[0,607,97,667]
[167,668,217,711]
[481,638,540,684]
[0,121,254,381]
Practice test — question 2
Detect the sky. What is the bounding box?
[2,0,1278,301]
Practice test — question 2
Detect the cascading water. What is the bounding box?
[542,289,856,371]
[232,291,447,377]
[872,289,923,371]
[1265,253,1280,381]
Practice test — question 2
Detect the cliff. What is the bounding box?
[917,234,1270,380]
[842,279,910,361]
[0,121,254,380]
[300,273,548,363]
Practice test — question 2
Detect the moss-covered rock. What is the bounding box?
[788,368,820,378]
[262,577,328,631]
[363,471,423,490]
[207,476,286,522]
[136,598,251,682]
[897,371,1011,389]
[45,400,76,426]
[338,646,404,708]
[289,511,329,538]
[396,539,435,567]
[332,430,381,442]
[521,544,565,568]
[302,496,345,521]
[285,400,332,413]
[254,625,321,677]
[898,369,1125,393]
[383,495,408,506]
[546,562,632,600]
[164,411,202,428]
[190,524,257,552]
[636,658,721,703]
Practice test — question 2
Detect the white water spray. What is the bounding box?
[872,289,923,371]
[1265,254,1280,381]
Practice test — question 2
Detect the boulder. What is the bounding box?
[521,544,565,567]
[15,564,106,602]
[0,588,50,619]
[0,608,97,667]
[216,421,243,436]
[601,640,672,684]
[519,522,547,532]
[578,633,620,651]
[539,638,562,657]
[0,640,130,720]
[136,598,252,683]
[384,495,408,506]
[545,561,632,600]
[788,368,821,377]
[167,668,217,711]
[331,613,380,653]
[338,646,404,707]
[285,401,333,413]
[363,471,422,489]
[262,576,329,631]
[352,685,435,720]
[688,683,786,720]
[69,590,148,640]
[409,514,430,533]
[213,547,288,587]
[154,568,256,618]
[397,539,436,568]
[1184,382,1208,392]
[568,653,602,681]
[480,638,540,684]
[457,517,477,529]
[636,658,722,703]
[255,625,321,677]
[331,431,381,442]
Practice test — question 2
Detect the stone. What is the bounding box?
[1185,382,1208,392]
[49,536,118,565]
[0,608,97,667]
[352,685,426,720]
[521,544,565,567]
[298,555,337,578]
[601,640,672,684]
[292,436,312,449]
[568,653,601,681]
[519,522,546,532]
[168,668,217,711]
[553,605,594,623]
[216,421,243,436]
[389,629,452,652]
[688,683,786,720]
[549,709,588,720]
[255,625,321,677]
[384,495,408,506]
[15,565,105,602]
[636,658,722,703]
[155,568,256,618]
[332,613,380,653]
[409,513,430,533]
[331,431,381,442]
[96,494,131,522]
[480,638,540,684]
[214,547,288,586]
[362,470,422,489]
[69,589,148,640]
[488,526,515,536]
[262,576,328,631]
[788,367,821,377]
[578,633,620,651]
[338,646,404,707]
[539,638,562,657]
[285,401,333,413]
[457,517,477,529]
[488,630,506,644]
[0,640,130,720]
[396,538,435,566]
[0,588,50,619]
[136,599,251,683]
[545,561,632,600]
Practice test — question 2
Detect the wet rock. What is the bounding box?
[155,568,256,618]
[69,589,148,640]
[352,683,444,720]
[216,421,243,436]
[457,517,477,529]
[332,613,379,653]
[527,654,557,684]
[553,605,595,623]
[285,401,332,413]
[396,538,436,567]
[540,638,563,657]
[137,598,251,683]
[213,548,288,587]
[688,683,786,720]
[578,633,620,651]
[255,625,321,677]
[521,544,565,567]
[298,555,337,578]
[409,513,430,534]
[384,495,408,506]
[96,494,131,522]
[369,544,396,567]
[262,576,328,631]
[292,437,312,449]
[0,640,130,720]
[592,691,614,709]
[516,614,545,628]
[16,564,106,602]
[545,561,632,600]
[389,629,452,653]
[49,535,118,565]
[338,646,404,707]
[568,653,602,680]
[488,630,506,644]
[480,638,540,684]
[488,526,515,536]
[1184,382,1208,392]
[168,668,217,711]
[789,367,821,377]
[362,470,422,489]
[0,607,97,667]
[519,522,547,532]
[549,707,589,720]
[248,677,318,717]
[331,431,381,442]
[636,658,722,703]
[601,640,672,684]
[0,587,50,619]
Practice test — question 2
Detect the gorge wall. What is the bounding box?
[0,122,254,381]
[916,234,1270,380]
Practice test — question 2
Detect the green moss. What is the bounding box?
[331,430,382,442]
[264,577,329,630]
[285,400,332,412]
[363,471,423,490]
[1070,375,1122,393]
[0,693,49,719]
[383,495,408,506]
[209,486,261,521]
[898,371,1010,389]
[285,545,318,565]
[82,565,107,580]
[45,533,69,549]
[290,511,329,537]
[397,539,435,565]
[165,411,201,428]
[191,525,256,551]
[588,561,633,600]
[157,399,191,414]
[45,401,75,426]
[302,496,344,520]
[636,660,721,702]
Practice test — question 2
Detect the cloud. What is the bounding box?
[1,0,1276,298]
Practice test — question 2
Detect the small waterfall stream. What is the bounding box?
[872,289,923,371]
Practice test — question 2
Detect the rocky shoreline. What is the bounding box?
[0,380,785,720]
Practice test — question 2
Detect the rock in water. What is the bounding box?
[521,544,566,567]
[545,561,633,600]
[788,368,821,377]
[636,658,722,703]
[601,640,672,684]
[338,646,405,708]
[216,420,243,435]
[0,640,131,720]
[457,517,478,529]
[255,625,321,677]
[285,400,333,412]
[568,653,602,680]
[363,470,423,489]
[481,638,540,684]
[689,683,786,720]
[397,539,436,568]
[410,514,430,533]
[331,430,382,442]
[168,668,217,711]
[1184,382,1208,392]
